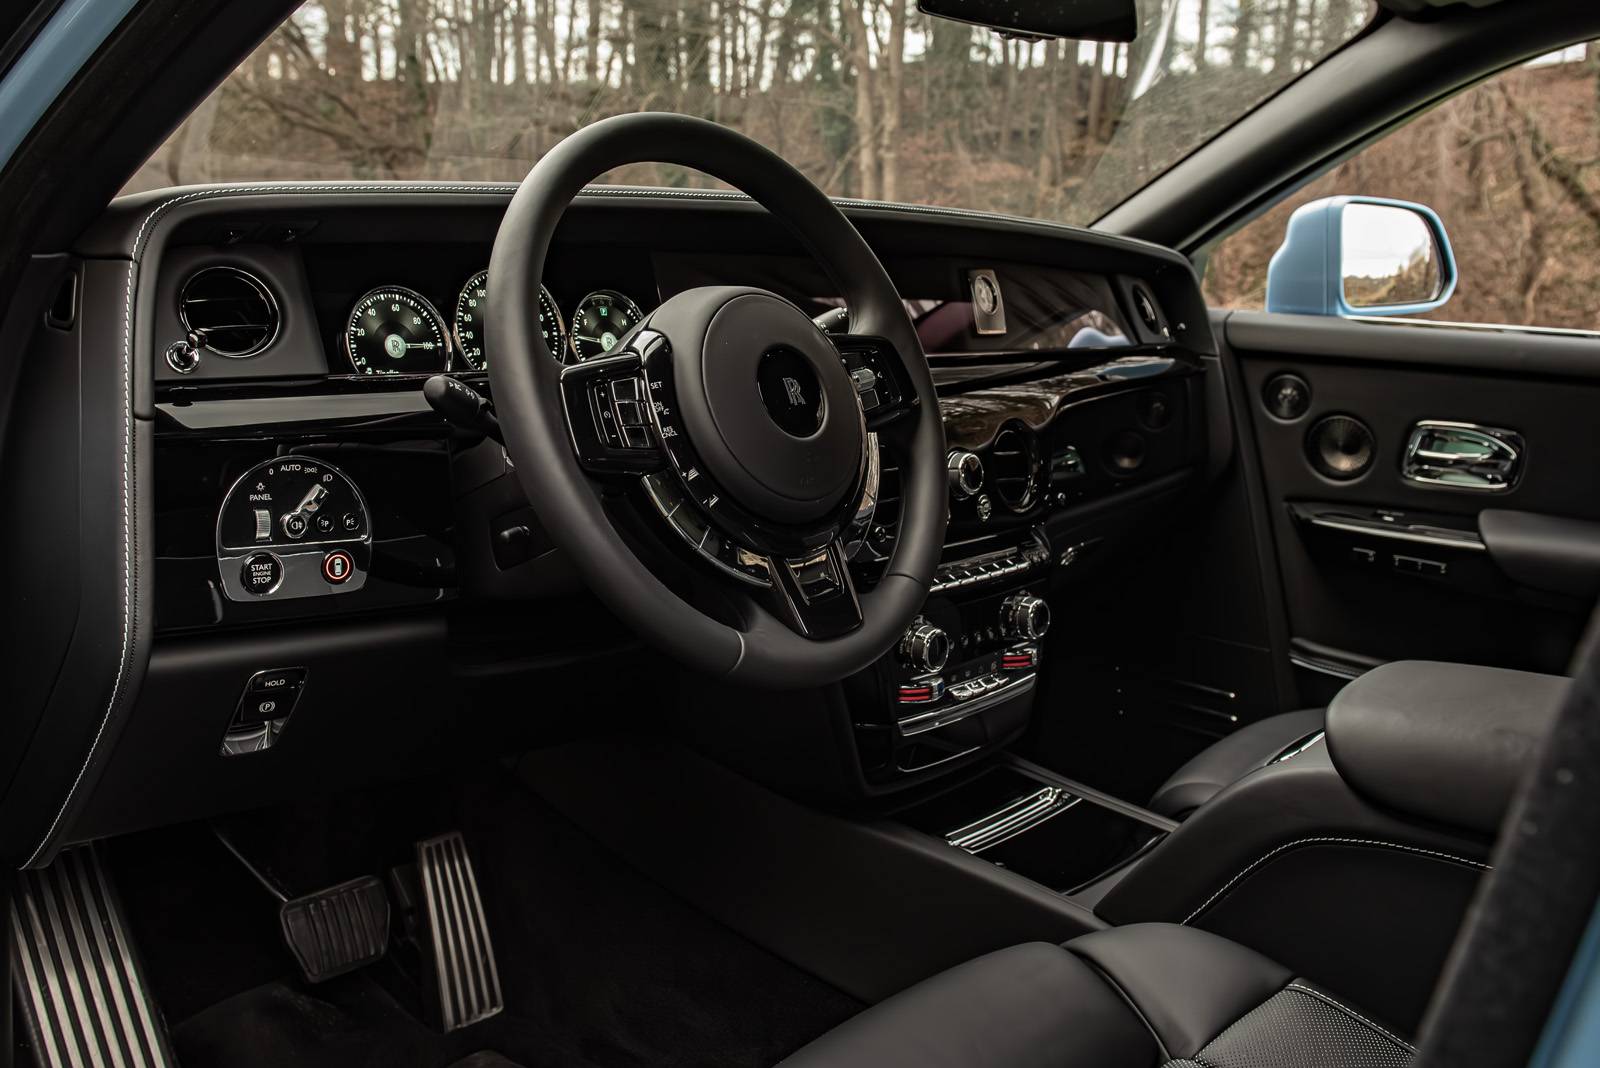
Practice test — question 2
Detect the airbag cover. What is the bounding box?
[656,286,864,525]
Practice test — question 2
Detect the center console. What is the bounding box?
[849,528,1053,779]
[842,355,1205,790]
[897,761,1171,901]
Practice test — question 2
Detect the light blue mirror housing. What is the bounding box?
[1265,195,1457,317]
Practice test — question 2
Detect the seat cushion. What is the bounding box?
[774,942,1155,1068]
[1068,923,1291,1060]
[778,923,1414,1068]
[1150,708,1327,818]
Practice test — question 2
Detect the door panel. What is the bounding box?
[1224,311,1600,682]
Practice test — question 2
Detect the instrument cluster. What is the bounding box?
[343,270,646,375]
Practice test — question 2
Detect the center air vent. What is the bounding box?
[988,425,1039,512]
[178,266,279,358]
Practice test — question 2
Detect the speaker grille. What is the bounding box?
[1306,415,1375,480]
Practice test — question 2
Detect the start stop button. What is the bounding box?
[239,552,283,596]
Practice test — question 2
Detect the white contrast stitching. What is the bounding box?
[1182,836,1490,925]
[1285,983,1417,1054]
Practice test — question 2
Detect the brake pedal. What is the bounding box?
[279,875,391,983]
[10,847,177,1068]
[416,831,503,1031]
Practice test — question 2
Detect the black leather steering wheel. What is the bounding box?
[486,113,947,687]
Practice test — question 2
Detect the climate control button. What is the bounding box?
[900,621,952,674]
[947,449,984,500]
[1000,593,1051,641]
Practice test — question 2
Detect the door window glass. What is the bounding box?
[1205,45,1600,331]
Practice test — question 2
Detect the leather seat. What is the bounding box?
[1149,708,1326,818]
[779,922,1413,1068]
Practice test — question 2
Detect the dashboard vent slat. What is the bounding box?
[988,426,1038,513]
[178,266,279,358]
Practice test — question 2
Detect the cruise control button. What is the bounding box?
[240,552,283,596]
[322,550,354,585]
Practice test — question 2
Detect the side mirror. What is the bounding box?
[1265,196,1457,317]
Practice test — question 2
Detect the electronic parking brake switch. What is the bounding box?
[233,667,308,727]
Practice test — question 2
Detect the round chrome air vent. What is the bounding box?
[988,425,1039,513]
[178,266,280,358]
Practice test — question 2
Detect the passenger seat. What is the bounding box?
[779,922,1412,1068]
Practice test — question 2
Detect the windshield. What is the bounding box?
[121,0,1373,226]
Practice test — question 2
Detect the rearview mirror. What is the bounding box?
[917,0,1136,42]
[1265,196,1457,318]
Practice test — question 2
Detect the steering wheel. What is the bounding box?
[486,113,947,687]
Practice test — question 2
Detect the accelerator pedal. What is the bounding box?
[279,875,391,983]
[416,831,503,1031]
[10,846,177,1068]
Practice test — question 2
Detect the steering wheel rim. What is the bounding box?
[486,112,947,687]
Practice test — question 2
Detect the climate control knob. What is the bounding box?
[947,449,984,500]
[900,621,952,675]
[1000,593,1051,641]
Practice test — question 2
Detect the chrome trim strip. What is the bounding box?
[947,787,1079,853]
[1289,654,1365,680]
[1306,514,1486,552]
[897,673,1036,737]
[1346,314,1600,340]
[1272,730,1327,763]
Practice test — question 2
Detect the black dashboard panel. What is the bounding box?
[8,184,1218,858]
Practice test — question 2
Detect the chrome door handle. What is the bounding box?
[1402,420,1523,492]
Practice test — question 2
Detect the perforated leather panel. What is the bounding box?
[1162,983,1413,1068]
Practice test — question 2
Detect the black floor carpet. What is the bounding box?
[114,772,861,1068]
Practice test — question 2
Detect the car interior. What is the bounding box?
[3,0,1600,1067]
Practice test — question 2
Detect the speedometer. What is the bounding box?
[452,269,567,369]
[345,286,449,375]
[570,289,645,361]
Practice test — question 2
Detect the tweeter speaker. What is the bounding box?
[1306,415,1375,481]
[1262,372,1312,421]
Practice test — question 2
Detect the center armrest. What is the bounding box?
[1326,660,1568,835]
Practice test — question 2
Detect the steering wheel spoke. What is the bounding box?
[558,352,666,476]
[834,334,919,431]
[763,540,863,639]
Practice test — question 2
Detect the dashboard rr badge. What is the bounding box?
[782,376,806,407]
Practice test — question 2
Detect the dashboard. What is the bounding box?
[0,184,1219,860]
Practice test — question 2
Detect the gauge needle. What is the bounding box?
[573,335,603,343]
